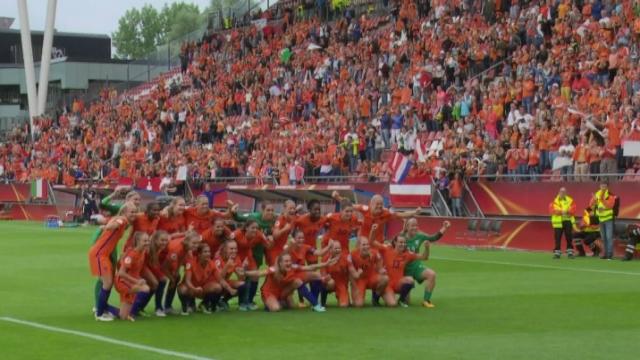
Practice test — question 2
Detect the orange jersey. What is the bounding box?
[184,207,226,235]
[322,252,349,284]
[164,237,191,273]
[354,205,399,243]
[201,226,231,255]
[214,255,243,280]
[348,248,382,279]
[157,213,186,234]
[185,258,219,287]
[90,216,129,256]
[322,213,362,251]
[260,266,300,299]
[230,229,268,267]
[294,214,328,247]
[117,248,147,286]
[287,244,316,266]
[123,214,159,250]
[375,244,419,286]
[267,215,297,265]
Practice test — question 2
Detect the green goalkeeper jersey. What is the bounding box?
[404,231,442,273]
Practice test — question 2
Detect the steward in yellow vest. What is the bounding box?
[548,187,576,258]
[589,182,616,259]
[573,207,601,257]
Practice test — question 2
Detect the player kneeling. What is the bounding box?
[115,232,152,321]
[177,244,223,315]
[214,240,247,311]
[247,253,337,312]
[321,241,351,307]
[348,237,390,307]
[373,231,430,308]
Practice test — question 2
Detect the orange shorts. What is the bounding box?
[115,279,135,304]
[354,274,382,297]
[386,280,404,294]
[89,252,112,277]
[260,285,283,303]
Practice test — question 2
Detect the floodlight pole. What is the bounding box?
[17,0,38,140]
[37,0,57,116]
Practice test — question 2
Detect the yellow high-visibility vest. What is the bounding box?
[550,195,575,229]
[594,190,613,223]
[582,210,599,233]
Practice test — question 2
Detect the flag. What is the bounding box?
[389,175,432,208]
[389,152,413,184]
[30,178,48,199]
[415,138,428,162]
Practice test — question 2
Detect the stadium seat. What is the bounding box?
[490,220,502,236]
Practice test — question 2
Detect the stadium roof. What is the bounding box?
[0,28,109,39]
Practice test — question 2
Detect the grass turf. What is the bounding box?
[0,221,638,360]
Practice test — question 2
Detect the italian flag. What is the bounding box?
[31,178,48,199]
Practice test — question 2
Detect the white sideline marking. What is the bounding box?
[432,256,640,277]
[0,317,215,360]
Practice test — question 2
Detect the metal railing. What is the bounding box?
[468,173,635,182]
[431,186,452,217]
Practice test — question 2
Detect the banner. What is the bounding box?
[623,140,640,157]
[30,178,48,199]
[389,176,431,208]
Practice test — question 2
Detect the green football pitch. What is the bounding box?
[0,221,638,360]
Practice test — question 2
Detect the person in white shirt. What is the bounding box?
[555,137,575,179]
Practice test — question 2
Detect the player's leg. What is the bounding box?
[202,282,222,313]
[420,267,437,308]
[584,233,601,257]
[335,281,350,308]
[96,257,118,319]
[373,274,389,306]
[396,276,415,307]
[321,277,335,307]
[297,272,323,310]
[129,283,151,319]
[351,279,366,308]
[263,295,282,312]
[164,271,179,314]
[176,283,192,315]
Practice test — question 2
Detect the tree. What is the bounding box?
[161,3,204,41]
[112,2,203,59]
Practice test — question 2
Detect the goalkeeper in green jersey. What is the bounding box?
[401,218,450,308]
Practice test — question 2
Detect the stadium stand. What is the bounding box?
[1,0,639,224]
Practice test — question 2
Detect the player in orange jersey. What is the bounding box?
[201,218,232,256]
[178,243,223,315]
[115,232,151,321]
[293,199,328,250]
[284,229,332,307]
[348,236,389,307]
[231,219,273,310]
[320,241,353,307]
[332,192,420,243]
[157,197,187,236]
[123,202,161,251]
[322,198,362,252]
[183,195,234,235]
[88,203,137,321]
[145,230,170,317]
[214,240,247,311]
[266,200,298,266]
[371,224,430,307]
[247,252,337,312]
[161,230,201,314]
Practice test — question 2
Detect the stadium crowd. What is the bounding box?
[1,0,640,187]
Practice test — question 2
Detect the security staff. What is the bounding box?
[573,207,601,257]
[623,224,639,261]
[590,182,616,259]
[549,187,576,259]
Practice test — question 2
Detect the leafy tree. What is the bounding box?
[112,2,203,59]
